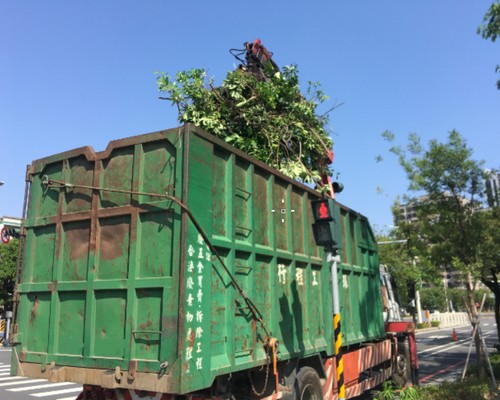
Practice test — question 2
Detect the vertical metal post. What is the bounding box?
[328,251,345,400]
[415,289,423,324]
[5,311,12,345]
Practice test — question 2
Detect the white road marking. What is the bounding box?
[419,331,494,359]
[0,378,45,387]
[8,382,76,392]
[32,387,82,397]
[0,373,11,376]
[0,376,25,382]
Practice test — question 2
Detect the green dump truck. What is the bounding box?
[10,124,417,400]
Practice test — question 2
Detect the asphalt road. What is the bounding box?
[417,314,498,385]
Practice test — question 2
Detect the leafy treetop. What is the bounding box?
[157,65,333,185]
[0,239,18,312]
[478,1,500,89]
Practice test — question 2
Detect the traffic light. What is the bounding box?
[311,199,343,252]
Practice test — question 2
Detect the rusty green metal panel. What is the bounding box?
[13,124,384,395]
[338,209,384,344]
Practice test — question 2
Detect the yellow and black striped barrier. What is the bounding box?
[0,319,5,346]
[334,313,345,399]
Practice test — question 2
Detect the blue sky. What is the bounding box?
[1,1,499,232]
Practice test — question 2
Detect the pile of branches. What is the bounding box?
[157,65,333,184]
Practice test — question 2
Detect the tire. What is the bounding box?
[295,367,323,400]
[391,339,410,387]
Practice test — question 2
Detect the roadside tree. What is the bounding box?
[478,207,500,341]
[478,1,500,89]
[387,130,488,376]
[0,239,18,312]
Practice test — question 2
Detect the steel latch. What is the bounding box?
[128,360,138,381]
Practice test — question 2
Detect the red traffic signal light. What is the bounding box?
[311,199,343,251]
[318,202,329,219]
[312,199,333,221]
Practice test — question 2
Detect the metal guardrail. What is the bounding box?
[427,311,470,328]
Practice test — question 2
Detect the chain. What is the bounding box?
[248,349,271,396]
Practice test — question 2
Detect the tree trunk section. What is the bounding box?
[481,275,500,345]
[467,275,485,378]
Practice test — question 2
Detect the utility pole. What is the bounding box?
[415,289,423,324]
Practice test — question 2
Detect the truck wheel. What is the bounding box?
[391,339,410,387]
[295,367,323,400]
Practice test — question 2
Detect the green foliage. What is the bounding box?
[478,2,500,42]
[0,239,18,311]
[157,66,333,183]
[447,288,469,311]
[445,288,494,311]
[416,322,431,329]
[478,1,500,89]
[385,129,493,371]
[387,130,485,287]
[478,207,500,274]
[374,382,421,400]
[488,350,500,378]
[430,320,440,328]
[420,287,447,312]
[377,226,438,311]
[374,381,398,400]
[475,288,495,310]
[372,352,500,400]
[418,379,491,400]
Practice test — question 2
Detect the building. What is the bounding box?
[395,195,428,225]
[395,193,473,225]
[484,168,499,209]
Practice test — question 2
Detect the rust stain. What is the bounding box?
[129,318,134,349]
[192,153,210,167]
[73,261,83,281]
[65,225,90,261]
[187,329,195,347]
[139,320,153,331]
[31,297,40,321]
[120,302,126,327]
[162,316,177,332]
[100,221,129,260]
[48,281,58,293]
